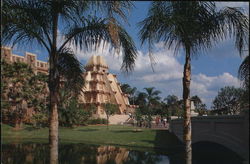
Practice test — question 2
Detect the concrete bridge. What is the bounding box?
[169,115,249,161]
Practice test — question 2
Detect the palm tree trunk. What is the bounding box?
[49,90,59,164]
[183,49,192,164]
[49,4,59,164]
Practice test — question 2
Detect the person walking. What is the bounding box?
[163,118,167,128]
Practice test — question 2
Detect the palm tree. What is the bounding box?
[3,1,137,163]
[120,83,137,104]
[144,87,161,105]
[238,55,249,89]
[139,2,248,164]
[143,87,161,128]
[238,54,249,109]
[164,95,179,106]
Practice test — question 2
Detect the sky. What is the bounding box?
[11,2,249,108]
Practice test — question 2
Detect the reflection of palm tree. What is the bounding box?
[3,1,136,163]
[139,2,248,163]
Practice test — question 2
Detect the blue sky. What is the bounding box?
[11,2,249,108]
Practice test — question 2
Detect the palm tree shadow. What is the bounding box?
[142,130,185,164]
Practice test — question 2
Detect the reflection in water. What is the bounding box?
[2,143,244,164]
[97,146,129,164]
[2,144,171,164]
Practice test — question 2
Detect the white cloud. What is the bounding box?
[61,36,242,108]
[190,73,241,106]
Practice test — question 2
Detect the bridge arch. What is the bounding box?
[170,115,249,161]
[192,132,245,159]
[192,141,244,164]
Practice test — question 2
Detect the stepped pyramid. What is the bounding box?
[79,56,137,118]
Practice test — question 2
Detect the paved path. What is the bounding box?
[151,123,169,130]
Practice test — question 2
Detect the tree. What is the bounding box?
[143,87,161,128]
[103,103,118,130]
[191,95,207,116]
[3,1,137,163]
[238,55,249,110]
[139,2,248,164]
[163,95,184,118]
[154,101,168,119]
[212,86,245,115]
[238,55,249,89]
[2,61,33,129]
[120,83,137,104]
[59,98,94,127]
[28,73,49,127]
[1,60,49,128]
[164,95,178,106]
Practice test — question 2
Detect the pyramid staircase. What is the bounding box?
[109,114,134,125]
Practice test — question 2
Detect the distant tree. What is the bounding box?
[29,73,49,127]
[143,87,162,128]
[59,98,94,127]
[134,108,143,127]
[164,95,184,118]
[212,86,245,115]
[196,104,207,116]
[103,103,118,130]
[191,95,207,116]
[154,101,168,118]
[2,61,34,129]
[191,95,202,108]
[164,95,178,105]
[120,83,137,105]
[135,92,147,106]
[1,61,49,128]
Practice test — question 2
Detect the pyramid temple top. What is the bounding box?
[85,56,109,70]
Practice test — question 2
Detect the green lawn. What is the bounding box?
[2,124,183,150]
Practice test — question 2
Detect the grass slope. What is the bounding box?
[2,124,182,150]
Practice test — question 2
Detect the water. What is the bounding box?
[1,143,244,164]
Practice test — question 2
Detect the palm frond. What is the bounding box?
[216,7,249,56]
[2,0,52,51]
[57,48,85,95]
[139,1,249,59]
[92,1,134,24]
[63,16,137,72]
[238,55,249,88]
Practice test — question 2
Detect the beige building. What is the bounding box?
[79,56,137,118]
[1,46,49,74]
[1,46,136,118]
